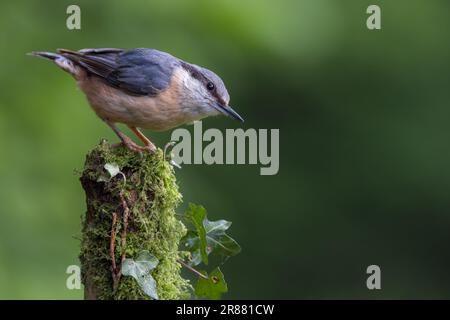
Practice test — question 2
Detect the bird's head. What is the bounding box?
[177,61,244,122]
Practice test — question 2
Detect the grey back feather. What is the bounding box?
[60,48,179,96]
[109,49,179,95]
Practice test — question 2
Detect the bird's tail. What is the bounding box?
[28,51,61,61]
[28,50,82,78]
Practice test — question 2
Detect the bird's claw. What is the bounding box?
[112,140,155,155]
[145,142,157,153]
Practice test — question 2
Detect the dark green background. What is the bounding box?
[1,0,450,299]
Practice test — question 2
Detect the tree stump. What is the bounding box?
[79,140,189,299]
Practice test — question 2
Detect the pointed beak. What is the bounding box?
[215,103,244,122]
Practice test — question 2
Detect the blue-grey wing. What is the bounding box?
[59,48,178,96]
[109,48,179,96]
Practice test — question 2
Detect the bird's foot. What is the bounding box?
[112,138,155,154]
[144,141,157,153]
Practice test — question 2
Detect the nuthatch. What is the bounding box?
[30,48,244,152]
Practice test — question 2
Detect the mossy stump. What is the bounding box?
[79,141,189,300]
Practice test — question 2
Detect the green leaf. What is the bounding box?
[121,250,159,300]
[184,203,208,265]
[204,219,241,259]
[182,206,241,267]
[195,267,228,300]
[104,163,121,178]
[183,230,203,266]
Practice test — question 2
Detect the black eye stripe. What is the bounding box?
[180,61,214,89]
[180,61,223,103]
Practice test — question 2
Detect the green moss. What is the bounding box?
[79,140,190,300]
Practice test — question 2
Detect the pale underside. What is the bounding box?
[78,67,218,132]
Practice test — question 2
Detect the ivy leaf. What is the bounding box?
[121,250,159,300]
[195,267,228,300]
[183,230,208,266]
[184,203,208,265]
[104,163,121,178]
[99,162,126,184]
[183,231,200,265]
[204,219,241,259]
[182,206,241,267]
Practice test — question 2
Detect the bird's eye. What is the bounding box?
[206,82,215,91]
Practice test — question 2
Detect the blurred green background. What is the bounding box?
[1,0,450,299]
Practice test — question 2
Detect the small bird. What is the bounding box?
[30,48,244,152]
